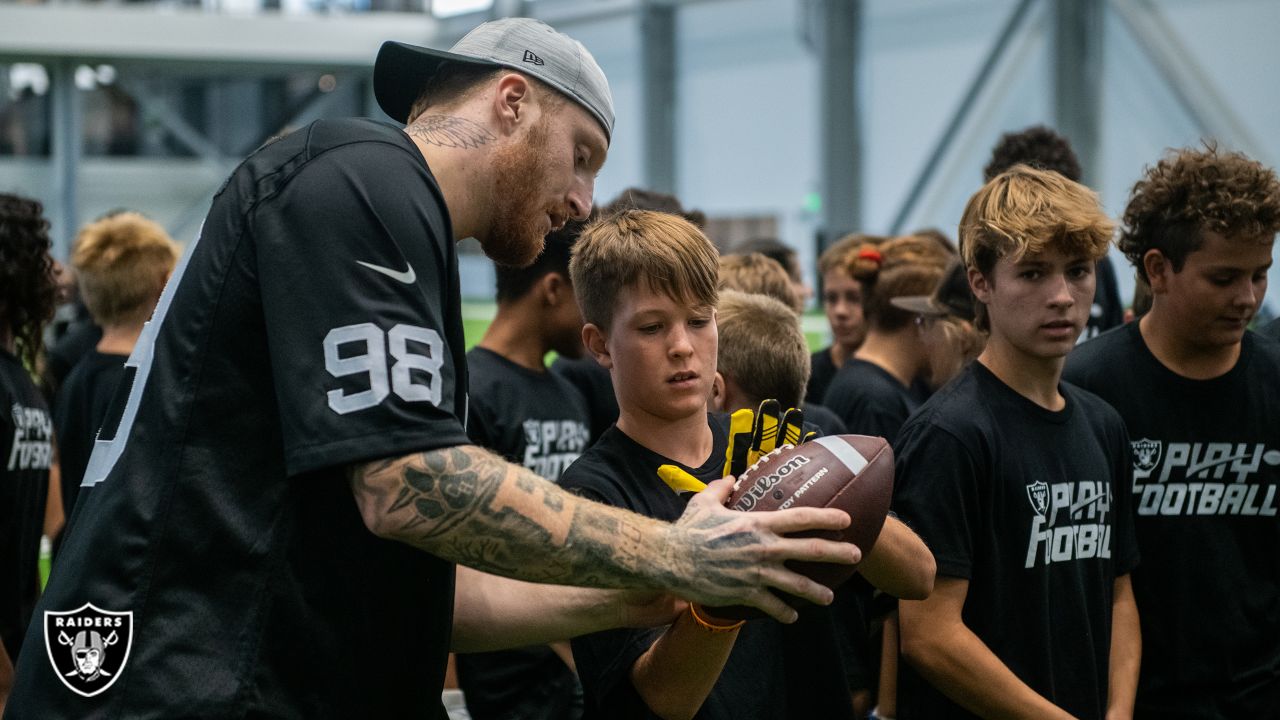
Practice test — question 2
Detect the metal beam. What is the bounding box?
[116,78,229,164]
[815,0,862,242]
[1110,0,1270,164]
[1053,0,1103,184]
[49,61,81,261]
[640,0,677,194]
[0,4,436,69]
[889,0,1039,235]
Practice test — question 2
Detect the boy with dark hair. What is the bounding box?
[1065,146,1280,718]
[563,210,934,719]
[984,124,1124,341]
[895,165,1141,719]
[0,193,59,714]
[457,221,592,720]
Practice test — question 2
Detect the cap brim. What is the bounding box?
[890,295,948,317]
[374,41,501,123]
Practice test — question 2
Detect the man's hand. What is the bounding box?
[664,477,858,623]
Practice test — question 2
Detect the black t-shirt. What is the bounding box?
[11,119,467,719]
[0,349,52,661]
[551,356,618,446]
[53,350,127,519]
[822,358,921,445]
[44,317,102,395]
[1077,255,1125,344]
[458,347,590,720]
[1259,316,1280,341]
[1065,323,1280,718]
[806,347,840,405]
[801,401,847,438]
[893,361,1139,720]
[561,415,854,720]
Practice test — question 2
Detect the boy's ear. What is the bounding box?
[968,266,992,305]
[582,322,612,369]
[1143,250,1171,295]
[541,272,573,307]
[709,371,726,412]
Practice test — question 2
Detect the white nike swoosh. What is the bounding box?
[357,260,416,284]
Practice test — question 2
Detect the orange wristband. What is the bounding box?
[687,604,745,633]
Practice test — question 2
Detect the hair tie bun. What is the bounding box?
[856,248,883,266]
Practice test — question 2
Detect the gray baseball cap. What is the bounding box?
[375,18,614,142]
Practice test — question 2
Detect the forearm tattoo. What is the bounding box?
[406,115,496,149]
[352,447,764,597]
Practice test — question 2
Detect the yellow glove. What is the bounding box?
[657,400,815,495]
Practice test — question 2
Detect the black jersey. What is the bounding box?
[806,347,840,405]
[561,415,854,720]
[822,358,921,444]
[53,350,127,519]
[551,356,617,445]
[10,119,468,719]
[458,347,589,720]
[0,349,52,661]
[893,361,1139,720]
[1065,323,1280,718]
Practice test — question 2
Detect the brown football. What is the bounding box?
[707,434,895,620]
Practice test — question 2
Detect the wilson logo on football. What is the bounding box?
[732,454,811,511]
[44,603,134,697]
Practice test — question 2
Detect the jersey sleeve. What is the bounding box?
[892,420,985,580]
[252,141,470,477]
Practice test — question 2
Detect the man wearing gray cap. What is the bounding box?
[8,17,858,719]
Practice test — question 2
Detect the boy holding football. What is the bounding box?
[562,209,933,719]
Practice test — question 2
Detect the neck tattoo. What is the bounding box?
[406,115,496,149]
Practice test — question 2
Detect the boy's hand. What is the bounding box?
[666,477,859,624]
[656,400,816,494]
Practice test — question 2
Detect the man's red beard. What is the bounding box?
[481,117,559,268]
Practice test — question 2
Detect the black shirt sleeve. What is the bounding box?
[892,421,984,579]
[252,141,470,477]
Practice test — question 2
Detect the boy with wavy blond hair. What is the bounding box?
[55,212,180,517]
[894,165,1141,719]
[1065,146,1280,718]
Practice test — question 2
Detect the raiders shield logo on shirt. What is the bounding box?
[1026,480,1049,516]
[1131,438,1162,474]
[44,603,134,697]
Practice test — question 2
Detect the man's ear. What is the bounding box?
[582,322,612,369]
[492,73,533,135]
[1143,250,1171,294]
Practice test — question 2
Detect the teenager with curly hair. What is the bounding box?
[0,192,59,715]
[1066,145,1280,718]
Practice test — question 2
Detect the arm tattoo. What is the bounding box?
[351,446,764,596]
[406,115,495,149]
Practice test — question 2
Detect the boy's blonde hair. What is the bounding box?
[716,290,809,409]
[959,165,1114,330]
[72,212,180,327]
[960,164,1114,275]
[849,235,954,332]
[718,253,800,313]
[571,210,719,330]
